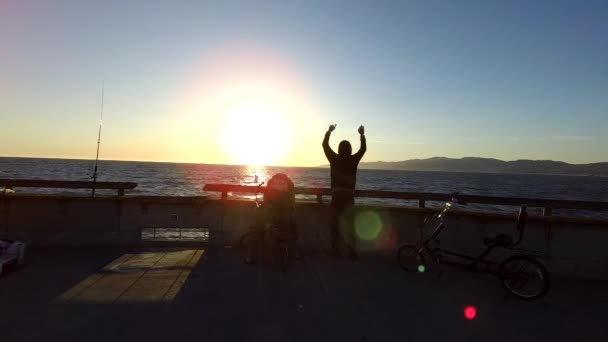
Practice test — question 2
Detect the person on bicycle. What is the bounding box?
[322,124,366,258]
[245,173,298,265]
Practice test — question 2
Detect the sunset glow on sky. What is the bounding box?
[1,1,607,165]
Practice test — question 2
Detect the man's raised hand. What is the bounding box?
[358,125,365,135]
[328,124,337,132]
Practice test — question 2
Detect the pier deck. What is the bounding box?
[1,241,607,342]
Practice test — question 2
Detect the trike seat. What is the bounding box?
[483,206,528,249]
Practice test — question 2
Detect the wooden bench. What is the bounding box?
[0,179,137,196]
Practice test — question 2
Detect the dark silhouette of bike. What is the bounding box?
[241,176,297,271]
[397,194,550,300]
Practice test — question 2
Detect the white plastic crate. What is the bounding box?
[0,240,25,276]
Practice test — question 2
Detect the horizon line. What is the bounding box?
[1,155,606,166]
[0,155,323,168]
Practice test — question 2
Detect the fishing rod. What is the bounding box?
[91,82,104,198]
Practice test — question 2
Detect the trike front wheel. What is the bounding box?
[397,244,426,273]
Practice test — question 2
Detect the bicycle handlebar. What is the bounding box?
[254,182,265,207]
[434,196,467,220]
[450,192,468,205]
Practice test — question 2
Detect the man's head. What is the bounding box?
[338,140,352,156]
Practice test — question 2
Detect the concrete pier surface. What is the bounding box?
[1,244,607,342]
[2,195,608,341]
[3,196,608,278]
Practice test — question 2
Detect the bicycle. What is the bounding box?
[397,194,550,300]
[241,179,296,271]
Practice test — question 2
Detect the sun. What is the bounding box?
[222,103,291,166]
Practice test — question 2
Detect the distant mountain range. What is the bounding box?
[350,157,608,176]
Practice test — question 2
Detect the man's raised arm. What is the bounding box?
[354,125,367,161]
[322,124,338,162]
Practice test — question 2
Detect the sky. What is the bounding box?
[1,0,607,166]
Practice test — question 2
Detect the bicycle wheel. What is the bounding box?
[273,243,290,271]
[498,255,550,300]
[239,231,251,248]
[397,244,426,272]
[280,244,290,271]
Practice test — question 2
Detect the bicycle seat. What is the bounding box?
[266,224,292,243]
[483,234,513,248]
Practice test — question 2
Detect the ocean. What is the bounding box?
[1,157,607,218]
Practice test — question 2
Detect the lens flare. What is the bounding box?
[354,211,383,241]
[417,265,426,273]
[464,306,477,320]
[379,224,399,251]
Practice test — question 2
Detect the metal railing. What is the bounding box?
[0,179,137,196]
[203,184,608,216]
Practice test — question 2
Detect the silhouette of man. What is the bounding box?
[322,124,366,258]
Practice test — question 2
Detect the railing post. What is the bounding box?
[543,207,554,261]
[418,199,425,208]
[221,191,228,200]
[117,189,125,196]
[316,194,323,204]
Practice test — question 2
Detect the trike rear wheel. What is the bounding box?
[498,255,550,300]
